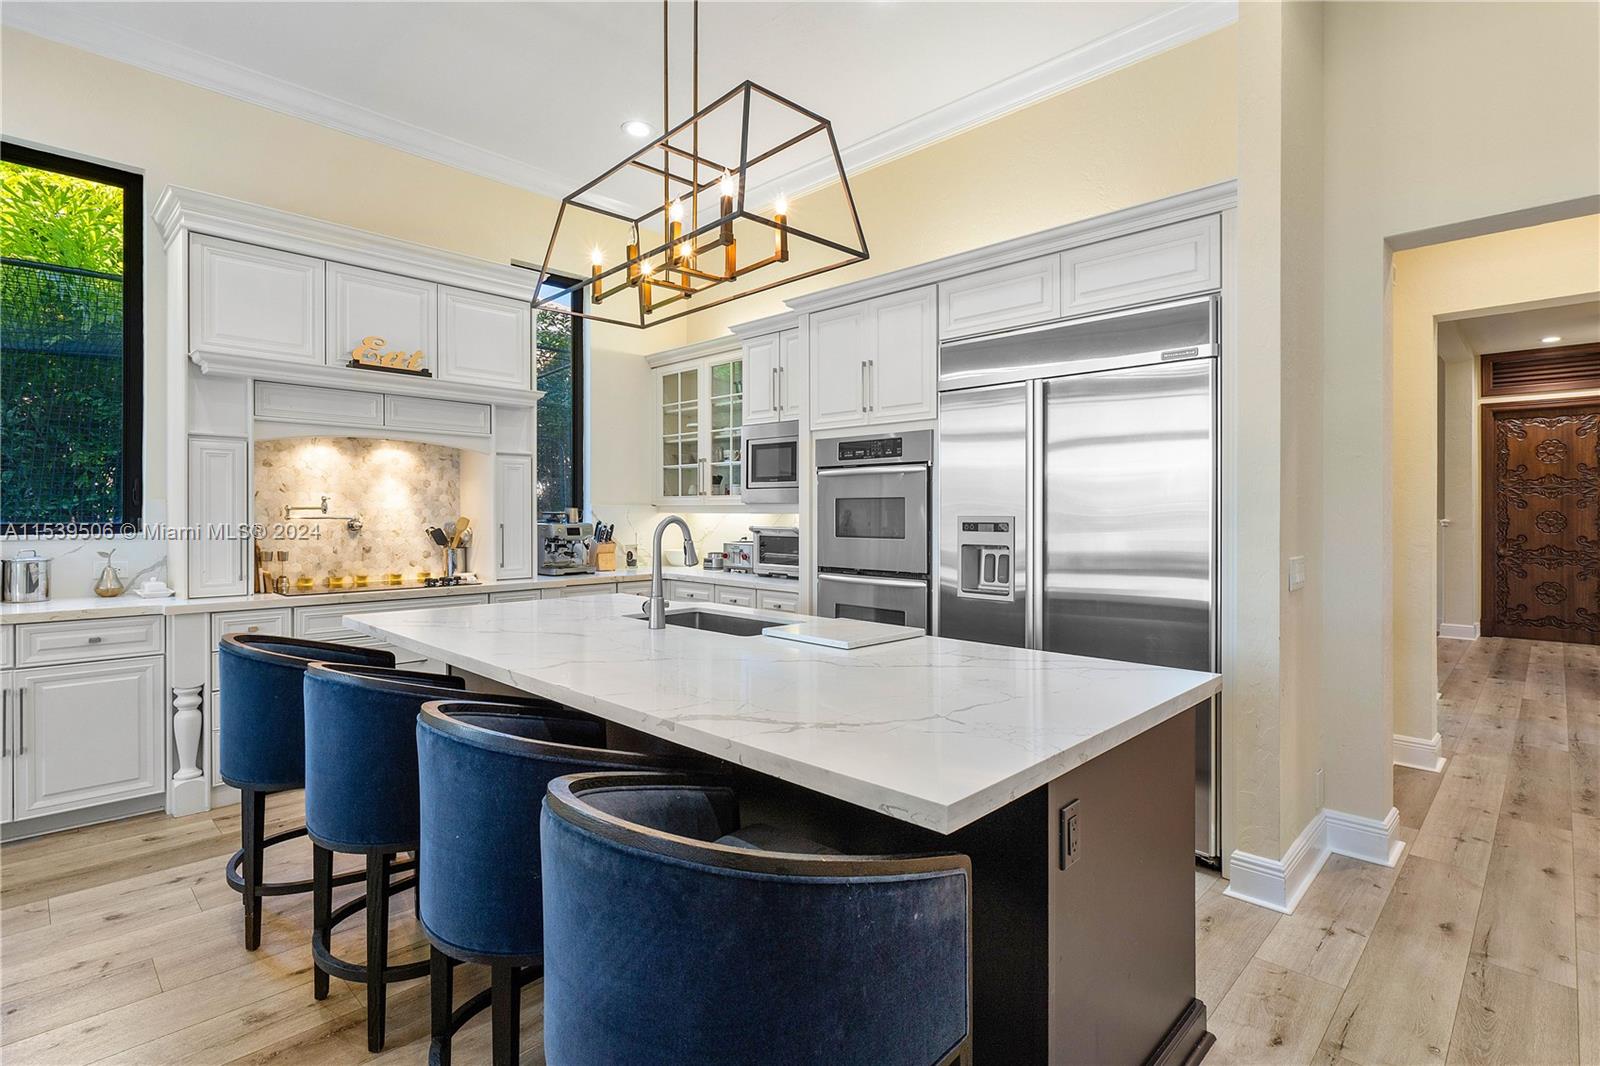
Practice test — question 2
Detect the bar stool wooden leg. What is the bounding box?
[430,946,453,1066]
[366,852,392,1052]
[240,787,264,951]
[491,962,520,1066]
[312,845,332,1001]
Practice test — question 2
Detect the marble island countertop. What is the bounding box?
[346,594,1221,834]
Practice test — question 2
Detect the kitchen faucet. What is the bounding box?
[644,515,699,629]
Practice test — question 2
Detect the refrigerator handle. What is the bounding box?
[1025,379,1045,650]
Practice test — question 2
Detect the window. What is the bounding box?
[1,143,143,533]
[534,276,583,516]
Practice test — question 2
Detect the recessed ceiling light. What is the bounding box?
[1541,335,1563,344]
[620,119,653,139]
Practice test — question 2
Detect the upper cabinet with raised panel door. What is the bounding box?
[809,286,937,431]
[327,263,437,372]
[437,286,532,390]
[939,255,1061,341]
[741,328,803,425]
[190,235,325,364]
[1060,215,1220,316]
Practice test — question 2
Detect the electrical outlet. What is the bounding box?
[1288,555,1307,592]
[1315,767,1325,808]
[1058,800,1081,870]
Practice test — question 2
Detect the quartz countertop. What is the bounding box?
[345,594,1220,834]
[0,566,800,624]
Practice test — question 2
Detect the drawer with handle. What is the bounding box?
[663,580,714,602]
[210,608,292,646]
[16,615,165,667]
[756,590,799,613]
[713,586,755,608]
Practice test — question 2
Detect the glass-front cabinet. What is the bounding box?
[655,350,742,504]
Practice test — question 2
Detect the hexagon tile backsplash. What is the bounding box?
[254,437,462,582]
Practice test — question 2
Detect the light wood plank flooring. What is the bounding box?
[1,636,1593,1064]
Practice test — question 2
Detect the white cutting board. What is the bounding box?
[761,619,924,650]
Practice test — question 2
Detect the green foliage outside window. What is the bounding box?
[1,156,136,529]
[535,286,581,516]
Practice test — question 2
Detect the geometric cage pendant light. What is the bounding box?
[526,0,868,328]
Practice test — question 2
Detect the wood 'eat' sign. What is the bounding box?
[348,336,430,375]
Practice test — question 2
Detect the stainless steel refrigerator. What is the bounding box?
[935,295,1222,862]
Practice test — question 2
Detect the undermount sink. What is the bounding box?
[635,610,773,637]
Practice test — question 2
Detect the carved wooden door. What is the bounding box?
[1483,401,1598,644]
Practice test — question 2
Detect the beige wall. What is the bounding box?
[1437,324,1479,633]
[1229,0,1325,859]
[1393,218,1600,715]
[0,28,669,535]
[1314,0,1599,821]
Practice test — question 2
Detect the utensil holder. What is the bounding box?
[443,547,469,578]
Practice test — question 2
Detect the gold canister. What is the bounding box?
[326,575,347,590]
[295,576,315,592]
[384,573,404,586]
[353,574,369,588]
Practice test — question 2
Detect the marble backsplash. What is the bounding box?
[588,501,799,566]
[255,437,462,583]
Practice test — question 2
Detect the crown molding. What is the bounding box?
[728,310,800,339]
[749,0,1238,205]
[645,334,743,369]
[8,3,1236,213]
[154,185,540,301]
[2,6,574,201]
[785,179,1237,314]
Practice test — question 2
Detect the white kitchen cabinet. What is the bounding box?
[11,657,165,820]
[1059,216,1221,316]
[756,589,799,613]
[383,395,492,437]
[809,286,936,430]
[713,586,754,608]
[327,263,437,372]
[494,454,534,579]
[1,672,12,823]
[617,580,651,599]
[558,584,615,598]
[187,436,249,598]
[808,303,870,430]
[190,235,325,365]
[254,381,383,428]
[939,255,1061,340]
[656,351,743,504]
[437,286,532,390]
[489,589,543,603]
[663,580,714,602]
[742,329,804,425]
[869,287,938,423]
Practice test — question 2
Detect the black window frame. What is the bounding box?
[1,141,144,535]
[534,272,585,516]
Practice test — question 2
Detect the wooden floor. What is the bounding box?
[0,636,1593,1064]
[1200,637,1598,1065]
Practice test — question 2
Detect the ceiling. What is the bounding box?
[3,1,1235,200]
[1454,300,1600,356]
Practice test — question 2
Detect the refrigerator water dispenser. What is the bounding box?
[957,517,1016,600]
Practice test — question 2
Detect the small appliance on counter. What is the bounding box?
[539,517,597,576]
[3,550,50,602]
[702,552,727,571]
[750,525,800,579]
[724,540,755,573]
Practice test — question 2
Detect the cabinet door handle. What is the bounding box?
[17,688,25,755]
[499,523,506,567]
[700,458,709,495]
[87,635,103,644]
[2,688,9,758]
[772,367,780,413]
[865,358,875,412]
[860,360,869,413]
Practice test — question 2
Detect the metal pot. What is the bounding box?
[3,550,50,602]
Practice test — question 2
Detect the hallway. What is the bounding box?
[1202,636,1598,1064]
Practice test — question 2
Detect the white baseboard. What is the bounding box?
[1437,623,1480,640]
[1223,812,1331,914]
[1223,805,1405,913]
[1394,732,1447,773]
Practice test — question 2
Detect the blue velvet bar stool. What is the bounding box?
[216,633,395,951]
[300,661,480,1052]
[415,700,712,1066]
[540,772,974,1066]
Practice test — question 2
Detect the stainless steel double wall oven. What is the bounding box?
[814,431,933,630]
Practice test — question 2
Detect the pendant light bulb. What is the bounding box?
[719,170,738,198]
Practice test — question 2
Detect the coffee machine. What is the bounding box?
[538,519,597,576]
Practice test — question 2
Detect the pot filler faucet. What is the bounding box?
[645,515,699,629]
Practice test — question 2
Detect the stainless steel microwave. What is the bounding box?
[742,419,799,506]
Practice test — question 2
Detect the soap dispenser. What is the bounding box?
[94,549,126,598]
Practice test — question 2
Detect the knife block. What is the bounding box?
[595,542,617,572]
